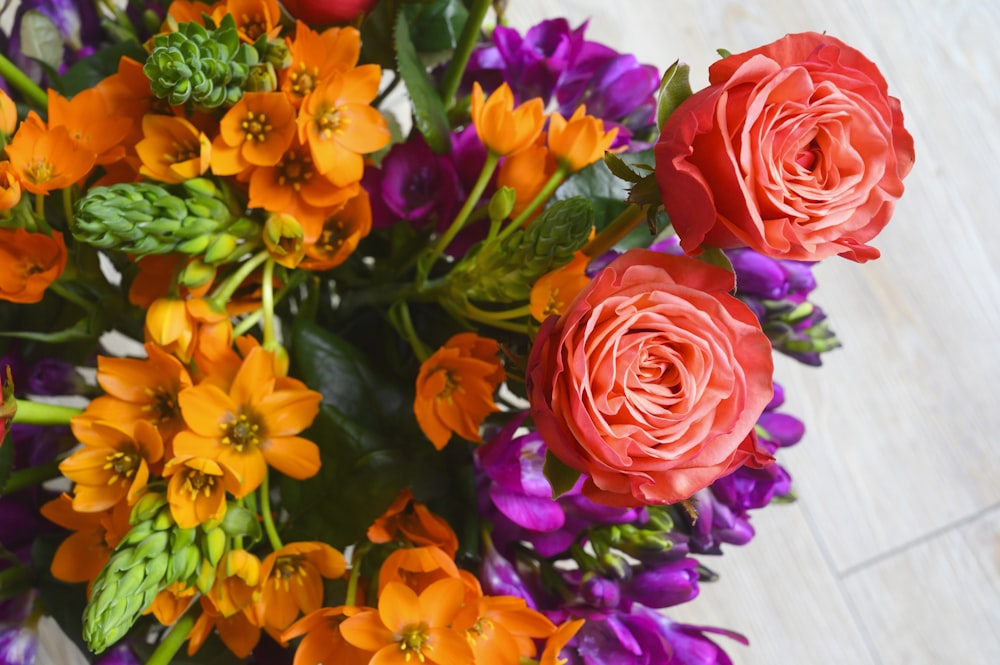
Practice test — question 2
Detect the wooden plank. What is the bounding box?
[841,505,1000,664]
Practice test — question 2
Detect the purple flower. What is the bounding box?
[0,624,36,665]
[4,0,106,90]
[479,530,538,607]
[476,414,566,534]
[620,558,701,609]
[684,490,755,555]
[93,643,143,665]
[630,605,748,665]
[580,575,621,610]
[555,46,660,148]
[484,19,586,104]
[364,135,461,231]
[26,358,84,396]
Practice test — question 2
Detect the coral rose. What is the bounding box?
[655,32,914,262]
[526,249,774,506]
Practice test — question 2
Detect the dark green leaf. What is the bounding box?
[656,60,693,131]
[0,440,14,495]
[60,40,147,96]
[394,10,451,153]
[281,321,445,547]
[544,451,581,499]
[555,149,654,228]
[405,0,469,52]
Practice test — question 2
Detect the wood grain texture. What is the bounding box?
[503,1,999,663]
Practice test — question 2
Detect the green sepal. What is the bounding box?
[544,451,581,499]
[696,246,735,277]
[394,9,451,154]
[656,59,693,131]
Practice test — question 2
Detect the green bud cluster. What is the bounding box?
[144,14,259,109]
[451,196,594,303]
[83,492,233,654]
[73,178,259,263]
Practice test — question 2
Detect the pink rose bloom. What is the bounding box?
[526,249,775,507]
[655,32,915,262]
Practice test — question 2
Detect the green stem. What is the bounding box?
[0,53,48,110]
[61,187,76,231]
[445,300,530,334]
[206,250,270,310]
[34,193,45,222]
[0,565,32,597]
[1,460,61,495]
[392,301,431,361]
[462,301,531,322]
[261,258,276,348]
[420,152,500,284]
[582,204,645,258]
[438,0,492,109]
[12,400,81,425]
[231,308,263,338]
[48,281,93,311]
[498,168,568,243]
[344,544,368,607]
[259,471,283,552]
[146,607,197,665]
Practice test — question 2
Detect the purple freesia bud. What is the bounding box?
[757,411,805,449]
[711,463,792,513]
[685,490,755,554]
[728,249,789,299]
[580,575,621,609]
[620,558,700,609]
[479,530,538,607]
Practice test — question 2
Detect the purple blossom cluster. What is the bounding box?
[726,248,841,366]
[464,18,661,149]
[474,391,803,663]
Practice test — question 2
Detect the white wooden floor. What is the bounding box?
[508,2,1000,663]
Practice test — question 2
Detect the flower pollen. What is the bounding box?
[399,623,431,662]
[104,450,139,483]
[242,111,273,143]
[276,149,315,191]
[220,412,262,452]
[273,554,306,590]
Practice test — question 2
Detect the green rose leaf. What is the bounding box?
[656,60,693,131]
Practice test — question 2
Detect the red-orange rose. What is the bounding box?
[655,32,914,262]
[280,0,378,25]
[526,249,775,507]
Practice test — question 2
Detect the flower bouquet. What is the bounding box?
[0,1,913,663]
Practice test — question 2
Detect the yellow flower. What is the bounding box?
[470,82,545,156]
[547,105,619,172]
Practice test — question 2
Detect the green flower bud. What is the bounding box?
[451,196,594,303]
[73,180,261,263]
[201,526,228,568]
[143,14,259,111]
